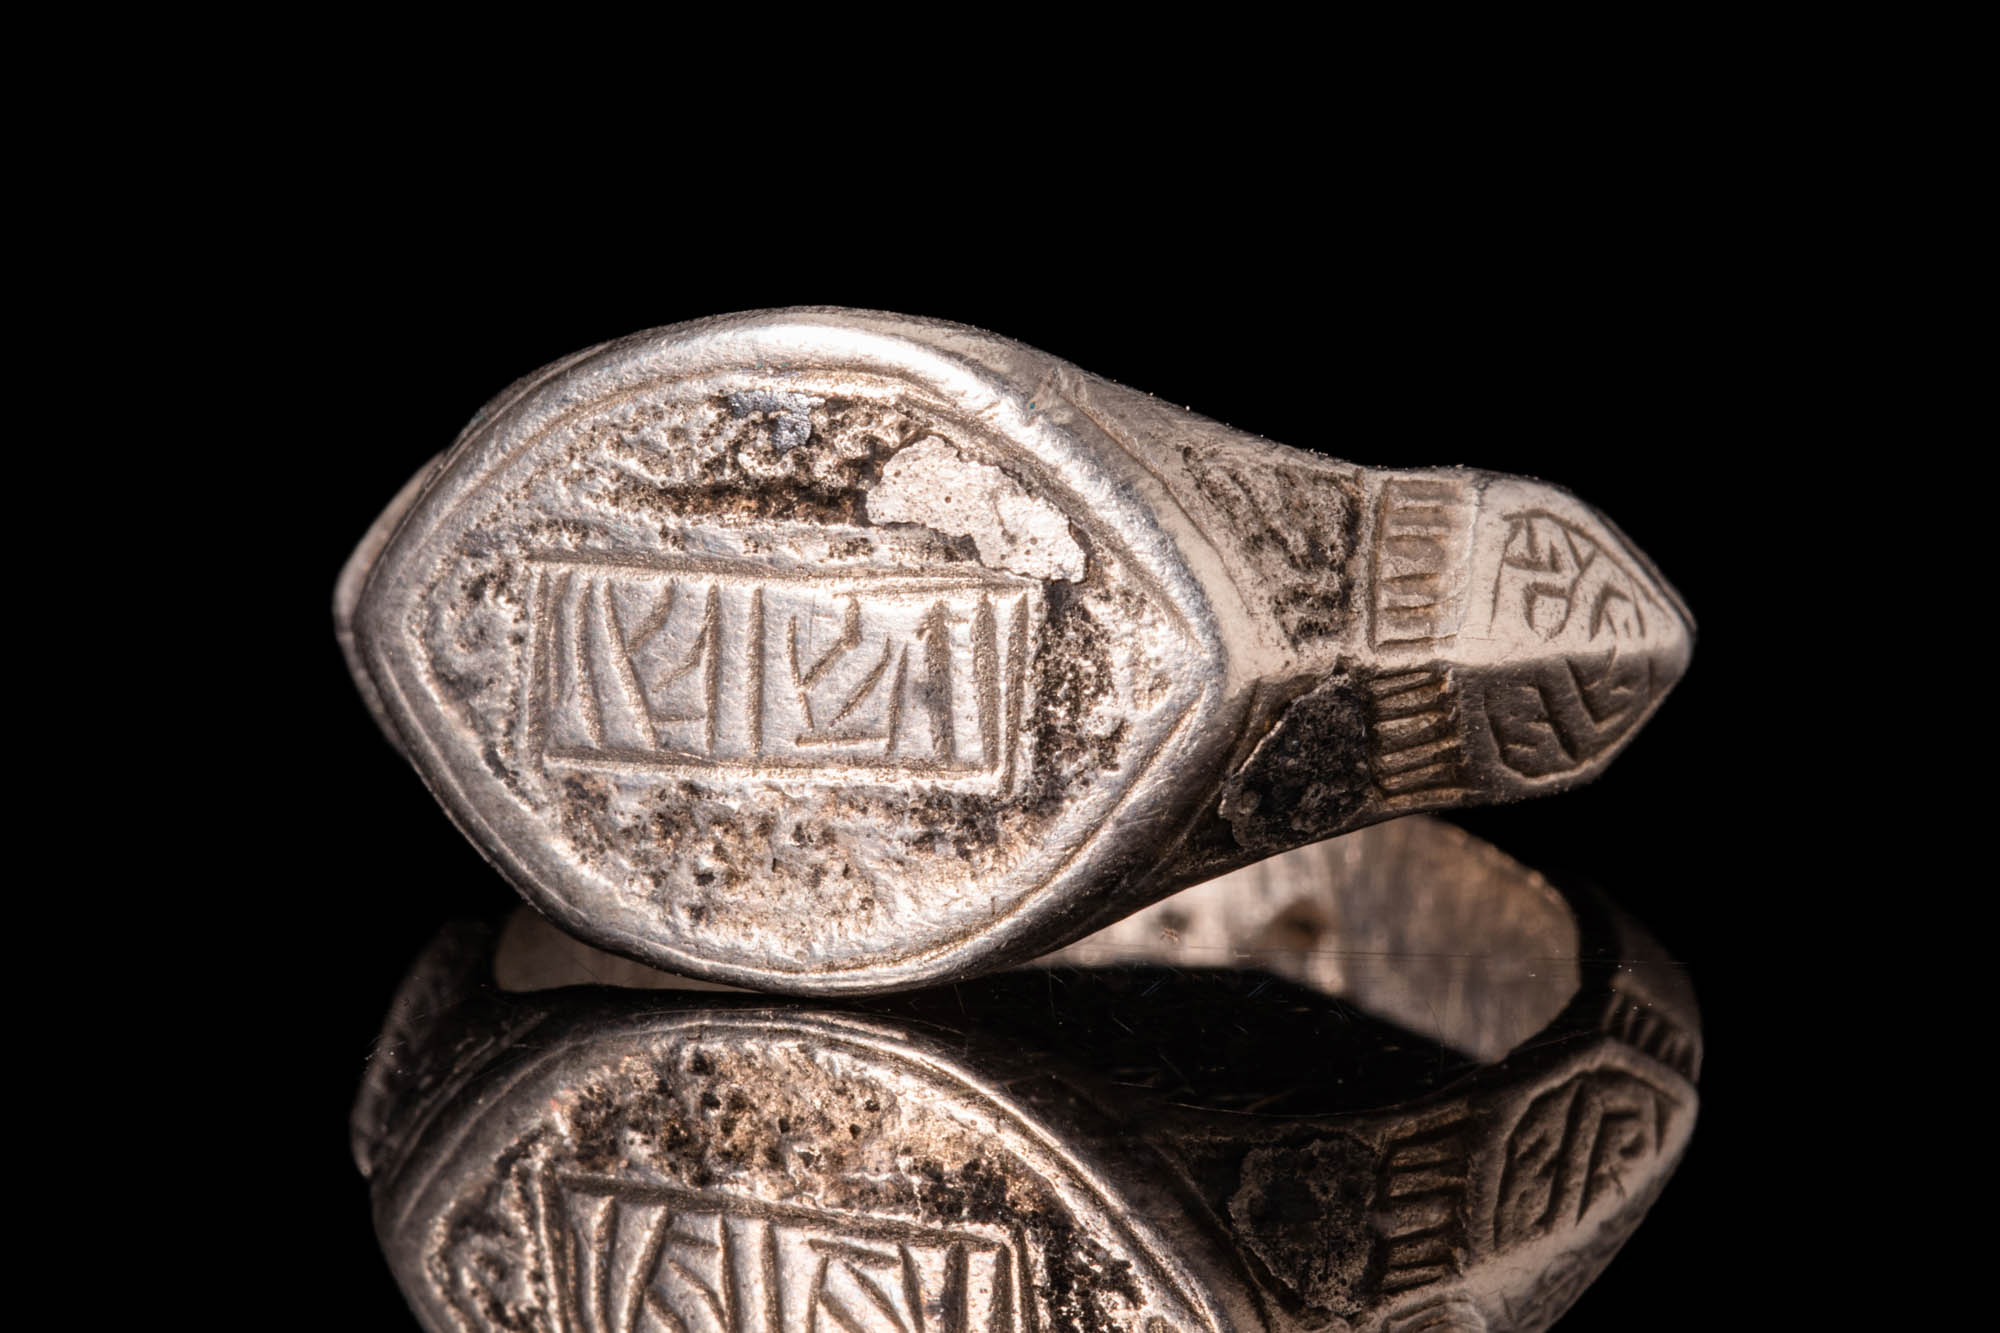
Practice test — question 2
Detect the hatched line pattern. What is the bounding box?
[1365,669,1470,814]
[1371,1110,1474,1298]
[1600,992,1702,1080]
[1372,478,1473,649]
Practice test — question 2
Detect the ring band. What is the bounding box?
[355,817,1699,1332]
[337,309,1693,993]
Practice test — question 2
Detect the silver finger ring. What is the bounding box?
[337,309,1693,992]
[355,817,1698,1333]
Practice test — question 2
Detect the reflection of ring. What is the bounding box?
[336,309,1694,993]
[355,818,1699,1332]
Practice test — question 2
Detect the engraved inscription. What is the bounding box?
[1493,1070,1679,1249]
[523,555,1036,784]
[545,1174,1025,1333]
[1479,651,1657,780]
[1372,478,1475,649]
[1488,511,1652,645]
[1477,507,1677,781]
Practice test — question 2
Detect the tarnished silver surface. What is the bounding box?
[356,819,1699,1333]
[337,309,1693,992]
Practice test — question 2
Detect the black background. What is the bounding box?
[224,206,1797,1330]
